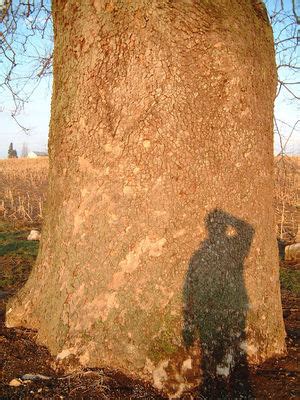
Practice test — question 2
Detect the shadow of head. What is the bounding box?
[205,208,254,242]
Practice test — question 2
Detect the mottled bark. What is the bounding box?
[6,0,286,397]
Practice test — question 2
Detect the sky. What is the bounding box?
[0,0,52,158]
[0,79,51,157]
[0,0,299,159]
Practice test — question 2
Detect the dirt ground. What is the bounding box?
[0,226,299,399]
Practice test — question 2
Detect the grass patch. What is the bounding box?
[0,224,39,289]
[0,230,39,258]
[280,268,300,295]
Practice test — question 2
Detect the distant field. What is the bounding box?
[0,158,48,226]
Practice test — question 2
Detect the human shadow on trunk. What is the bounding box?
[183,209,255,399]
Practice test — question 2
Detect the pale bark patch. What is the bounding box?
[57,348,75,360]
[143,140,151,148]
[84,292,120,324]
[181,357,192,373]
[145,358,169,390]
[104,143,122,156]
[109,236,167,290]
[173,229,186,239]
[216,351,234,377]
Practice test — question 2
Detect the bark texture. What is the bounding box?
[6,0,286,397]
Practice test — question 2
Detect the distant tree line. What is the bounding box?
[7,142,30,158]
[8,142,17,159]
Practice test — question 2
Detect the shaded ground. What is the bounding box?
[0,223,299,399]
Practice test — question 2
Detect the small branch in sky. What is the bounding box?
[11,113,30,134]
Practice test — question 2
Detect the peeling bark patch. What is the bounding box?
[104,143,122,156]
[181,357,192,373]
[123,185,134,196]
[216,351,234,377]
[109,237,167,290]
[73,213,84,236]
[145,358,169,391]
[108,212,118,224]
[78,156,98,175]
[85,292,120,323]
[240,341,258,357]
[173,229,186,239]
[79,350,90,365]
[57,348,75,360]
[143,139,151,148]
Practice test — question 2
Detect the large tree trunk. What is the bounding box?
[7,0,286,397]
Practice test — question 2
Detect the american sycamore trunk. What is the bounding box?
[7,0,286,397]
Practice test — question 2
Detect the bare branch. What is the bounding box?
[0,0,53,129]
[278,80,300,100]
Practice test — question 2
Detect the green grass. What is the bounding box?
[0,225,39,289]
[0,230,39,258]
[280,268,300,295]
